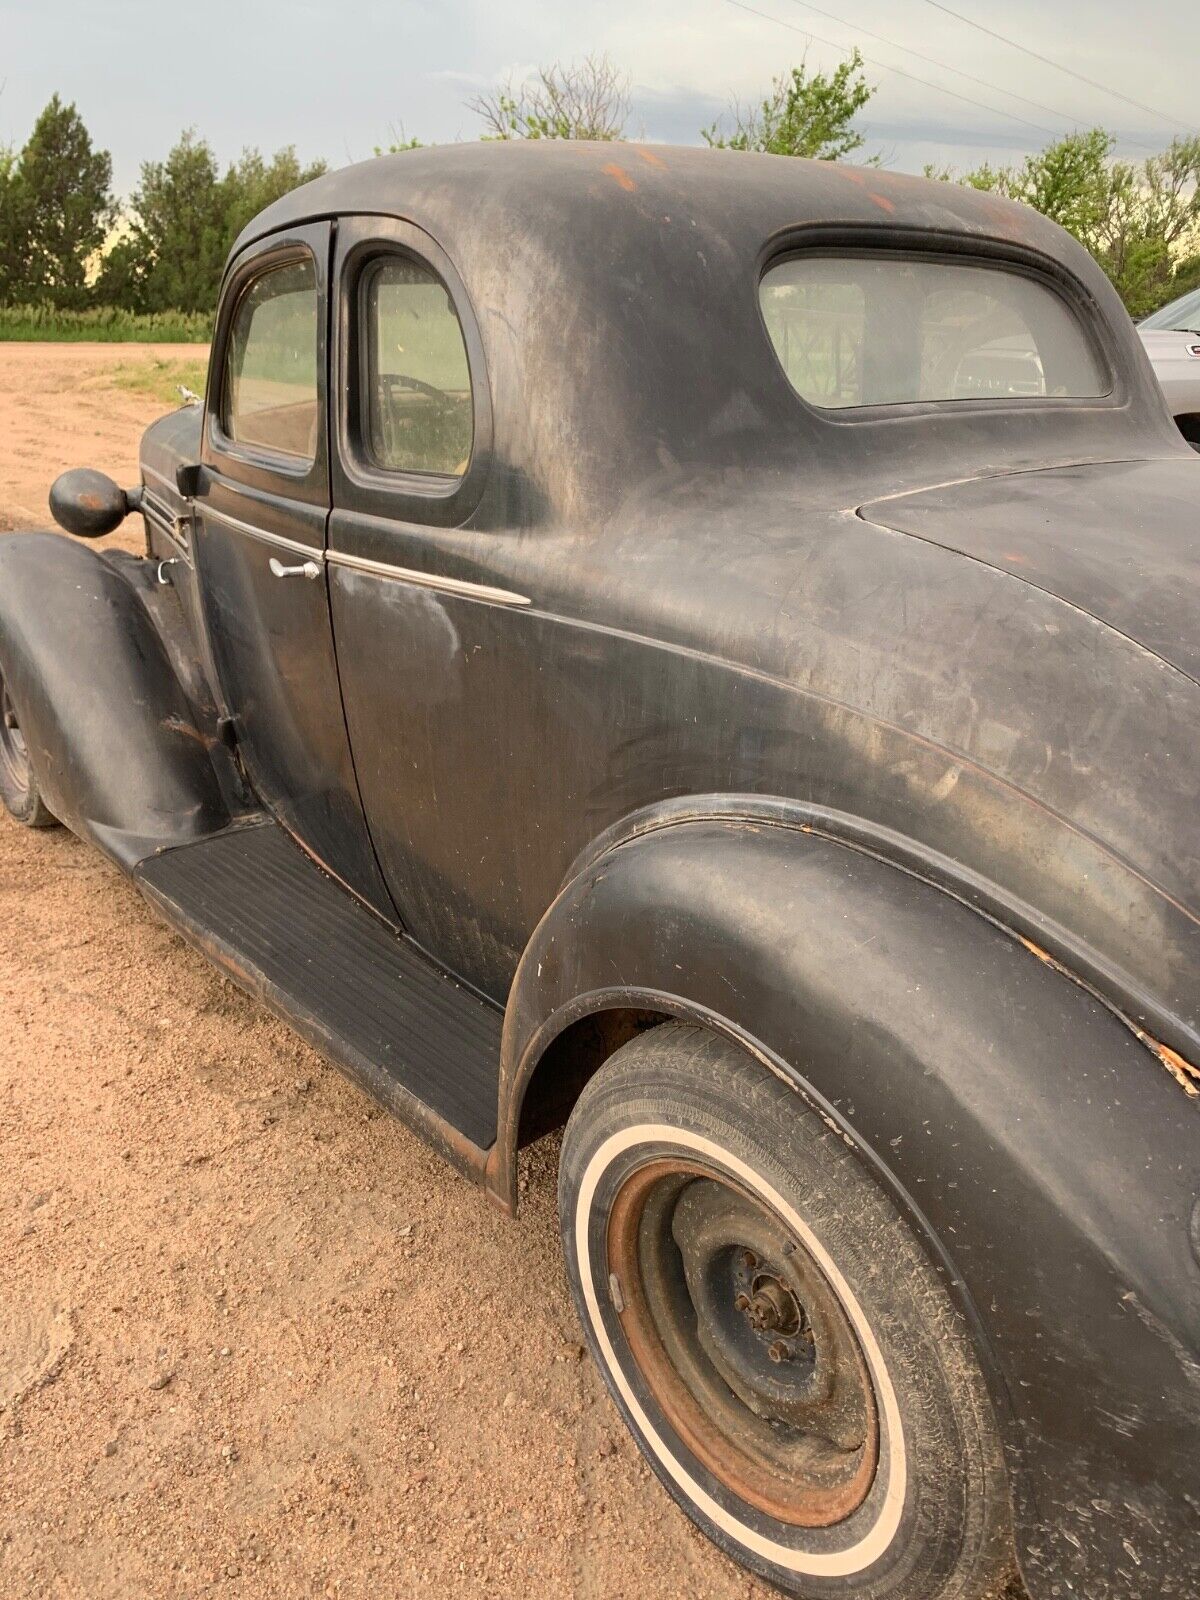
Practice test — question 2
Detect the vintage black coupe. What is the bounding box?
[2,143,1197,1600]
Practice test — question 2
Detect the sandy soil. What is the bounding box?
[0,345,772,1597]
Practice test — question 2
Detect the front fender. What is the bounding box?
[497,815,1199,1600]
[0,533,228,867]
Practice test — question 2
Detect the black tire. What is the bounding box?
[558,1023,1015,1600]
[0,668,58,828]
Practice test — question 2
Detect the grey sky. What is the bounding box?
[3,0,1194,197]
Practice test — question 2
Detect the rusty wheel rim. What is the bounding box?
[607,1158,878,1528]
[0,681,32,803]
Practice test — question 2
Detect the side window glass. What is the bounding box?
[365,258,473,477]
[222,258,319,461]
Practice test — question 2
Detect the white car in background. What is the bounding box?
[1139,285,1200,449]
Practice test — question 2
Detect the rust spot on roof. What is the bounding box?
[634,147,667,169]
[833,166,897,214]
[602,162,637,193]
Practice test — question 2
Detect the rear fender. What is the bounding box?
[494,814,1200,1600]
[0,532,229,867]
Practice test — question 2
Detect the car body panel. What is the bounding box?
[1141,326,1200,416]
[1139,287,1200,441]
[327,491,1200,1058]
[192,219,394,916]
[0,533,229,865]
[862,456,1200,683]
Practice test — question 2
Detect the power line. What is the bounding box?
[918,0,1192,134]
[721,0,1062,139]
[777,0,1143,141]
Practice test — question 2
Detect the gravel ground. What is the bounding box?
[0,344,774,1597]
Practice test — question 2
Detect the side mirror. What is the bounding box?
[49,468,142,539]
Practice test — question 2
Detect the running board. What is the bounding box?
[134,819,502,1175]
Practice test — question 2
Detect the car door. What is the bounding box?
[195,221,393,917]
[326,216,544,995]
[325,219,721,1004]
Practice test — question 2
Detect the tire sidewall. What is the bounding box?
[0,669,56,828]
[558,1026,1005,1600]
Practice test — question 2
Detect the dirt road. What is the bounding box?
[1,344,770,1597]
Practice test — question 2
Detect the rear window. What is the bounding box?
[761,255,1107,409]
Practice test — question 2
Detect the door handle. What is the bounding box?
[269,556,321,580]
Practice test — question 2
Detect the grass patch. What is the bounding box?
[0,304,212,342]
[110,356,210,407]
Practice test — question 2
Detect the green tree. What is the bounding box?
[1099,137,1200,315]
[1162,252,1200,307]
[933,131,1200,318]
[470,55,628,140]
[374,127,423,156]
[10,96,114,307]
[97,132,325,314]
[703,52,874,160]
[221,145,327,244]
[91,231,150,312]
[0,144,31,302]
[99,130,226,312]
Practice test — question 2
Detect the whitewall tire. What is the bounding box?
[558,1023,1014,1599]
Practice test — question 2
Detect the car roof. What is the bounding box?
[232,138,1072,266]
[227,142,1177,525]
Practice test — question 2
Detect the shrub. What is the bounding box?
[0,303,212,342]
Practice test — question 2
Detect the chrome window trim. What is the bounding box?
[326,548,531,607]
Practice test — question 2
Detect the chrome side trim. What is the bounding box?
[142,489,192,560]
[141,486,174,522]
[197,504,530,605]
[141,463,182,498]
[201,504,324,560]
[327,549,532,607]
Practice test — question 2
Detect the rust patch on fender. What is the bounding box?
[601,162,637,193]
[161,714,209,749]
[1016,934,1199,1097]
[1018,934,1054,964]
[1141,1036,1200,1099]
[634,147,667,169]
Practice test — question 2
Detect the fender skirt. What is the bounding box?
[0,533,228,867]
[498,817,1200,1600]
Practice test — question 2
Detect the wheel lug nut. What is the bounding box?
[768,1340,790,1363]
[734,1293,750,1312]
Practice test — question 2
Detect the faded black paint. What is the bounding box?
[9,143,1199,1599]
